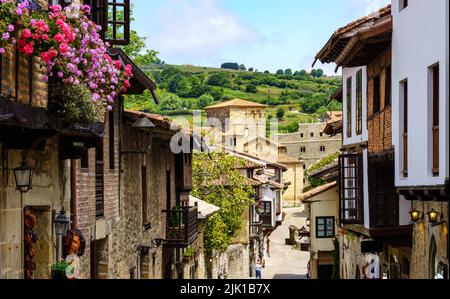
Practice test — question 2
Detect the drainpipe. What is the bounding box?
[71,159,78,230]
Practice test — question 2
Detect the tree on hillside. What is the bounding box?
[285,69,293,76]
[248,67,254,72]
[209,87,224,101]
[276,107,285,119]
[192,152,255,253]
[299,69,307,76]
[276,69,284,75]
[207,72,230,87]
[311,69,318,78]
[246,84,257,93]
[239,64,246,71]
[221,62,239,70]
[197,94,214,109]
[264,70,270,74]
[159,93,182,111]
[316,69,324,77]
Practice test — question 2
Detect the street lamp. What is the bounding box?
[428,209,439,224]
[53,209,70,237]
[132,116,156,152]
[13,151,33,193]
[53,209,71,261]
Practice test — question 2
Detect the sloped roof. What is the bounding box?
[189,196,220,219]
[301,181,338,203]
[323,120,343,136]
[277,153,303,165]
[205,99,267,110]
[313,5,392,70]
[324,111,343,122]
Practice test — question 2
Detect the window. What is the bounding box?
[401,80,408,177]
[303,164,306,170]
[316,217,335,238]
[300,147,306,153]
[300,133,304,138]
[261,201,272,226]
[356,69,363,135]
[399,0,408,11]
[346,77,352,138]
[373,75,381,114]
[142,166,148,227]
[320,132,323,137]
[84,0,130,45]
[80,149,89,170]
[372,165,398,227]
[385,65,391,107]
[431,64,440,176]
[109,111,115,170]
[339,154,364,224]
[310,133,314,138]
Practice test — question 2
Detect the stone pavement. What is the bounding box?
[262,207,309,279]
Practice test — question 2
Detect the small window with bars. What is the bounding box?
[84,0,130,45]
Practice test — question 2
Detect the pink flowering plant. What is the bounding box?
[0,0,133,117]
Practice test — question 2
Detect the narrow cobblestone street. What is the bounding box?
[262,207,309,279]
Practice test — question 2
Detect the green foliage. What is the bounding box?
[280,121,299,133]
[192,152,255,253]
[221,62,239,70]
[245,84,257,93]
[285,69,293,76]
[183,246,197,258]
[51,261,70,279]
[159,93,182,111]
[51,84,100,123]
[209,87,224,101]
[197,94,214,109]
[239,64,246,71]
[276,69,284,75]
[248,68,254,72]
[276,107,285,119]
[303,152,340,192]
[207,72,230,87]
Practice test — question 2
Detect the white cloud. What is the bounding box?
[148,0,260,63]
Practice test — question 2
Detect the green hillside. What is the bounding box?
[125,63,342,133]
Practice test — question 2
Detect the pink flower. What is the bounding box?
[7,25,14,32]
[54,33,65,43]
[114,60,122,69]
[59,43,69,54]
[2,33,10,40]
[57,72,64,78]
[22,43,34,55]
[92,93,100,102]
[41,75,48,82]
[49,4,62,13]
[124,64,132,75]
[21,29,32,39]
[0,48,5,55]
[41,49,58,63]
[42,34,49,41]
[36,20,50,33]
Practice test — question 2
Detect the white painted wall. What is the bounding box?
[342,66,369,147]
[392,0,449,187]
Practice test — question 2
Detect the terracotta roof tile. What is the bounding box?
[205,99,267,110]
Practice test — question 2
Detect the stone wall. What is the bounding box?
[277,123,342,170]
[208,244,250,279]
[410,201,448,279]
[0,140,66,279]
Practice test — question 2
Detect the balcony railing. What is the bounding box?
[162,206,198,248]
[250,221,263,240]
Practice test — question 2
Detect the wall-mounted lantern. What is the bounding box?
[13,151,33,193]
[410,209,422,223]
[53,209,70,237]
[428,209,439,224]
[132,116,156,152]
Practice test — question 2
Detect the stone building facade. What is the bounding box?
[277,123,342,171]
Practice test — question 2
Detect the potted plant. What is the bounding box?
[51,261,70,279]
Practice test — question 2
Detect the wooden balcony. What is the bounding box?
[250,221,263,240]
[162,206,198,248]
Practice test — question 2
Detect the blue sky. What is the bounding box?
[132,0,390,75]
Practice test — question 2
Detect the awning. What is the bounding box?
[189,195,220,219]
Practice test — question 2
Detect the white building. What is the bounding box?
[392,0,449,279]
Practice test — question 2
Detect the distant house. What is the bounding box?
[321,111,343,123]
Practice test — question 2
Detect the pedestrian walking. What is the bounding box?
[255,260,262,279]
